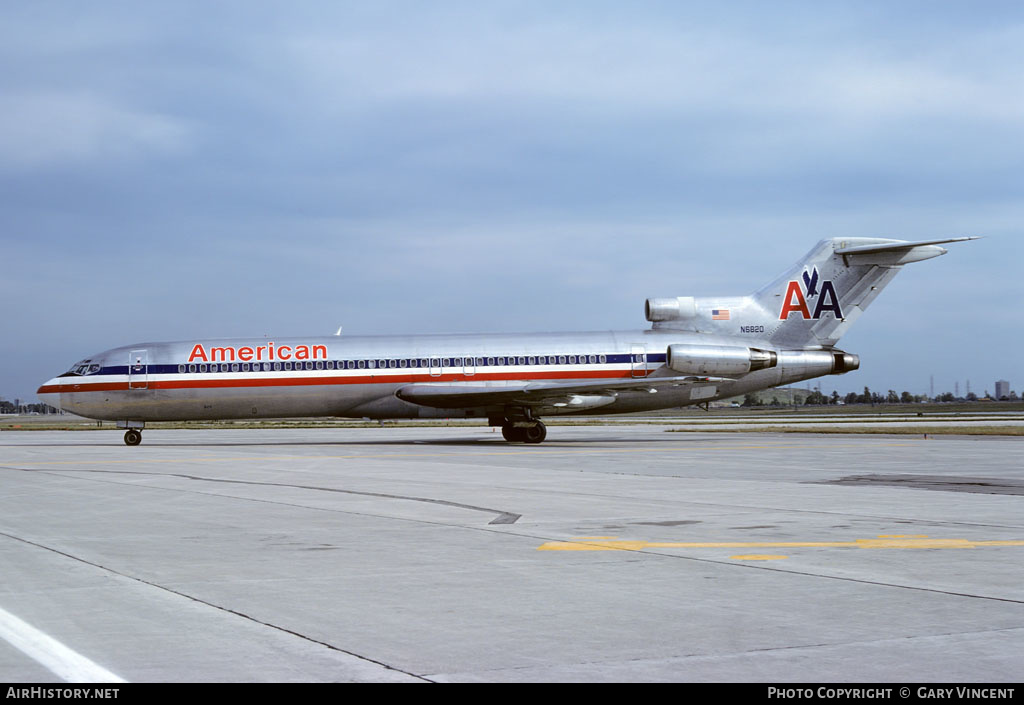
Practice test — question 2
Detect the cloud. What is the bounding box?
[0,93,191,168]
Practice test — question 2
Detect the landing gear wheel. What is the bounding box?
[501,424,526,442]
[124,429,142,446]
[523,422,547,444]
[502,422,546,444]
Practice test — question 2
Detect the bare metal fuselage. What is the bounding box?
[38,329,818,423]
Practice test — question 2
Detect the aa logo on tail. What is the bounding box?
[779,267,843,320]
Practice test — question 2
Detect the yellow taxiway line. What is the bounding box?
[539,535,1024,552]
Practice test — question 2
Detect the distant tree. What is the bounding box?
[770,397,781,407]
[966,392,978,402]
[844,392,859,405]
[900,391,914,404]
[805,390,827,405]
[887,390,899,404]
[831,390,840,405]
[742,393,759,407]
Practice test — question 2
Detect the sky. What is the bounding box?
[2,1,1022,402]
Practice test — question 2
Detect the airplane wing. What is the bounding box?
[395,375,711,410]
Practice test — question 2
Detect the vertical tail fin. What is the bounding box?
[647,237,977,349]
[754,237,977,347]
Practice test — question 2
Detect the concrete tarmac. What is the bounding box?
[1,426,1022,682]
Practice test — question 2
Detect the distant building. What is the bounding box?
[995,380,1010,400]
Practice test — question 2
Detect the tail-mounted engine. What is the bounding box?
[666,344,859,377]
[645,297,697,322]
[666,344,777,376]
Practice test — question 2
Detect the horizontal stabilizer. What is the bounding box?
[835,236,980,255]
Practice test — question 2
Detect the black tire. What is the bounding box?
[501,424,524,442]
[523,422,547,444]
[124,430,142,446]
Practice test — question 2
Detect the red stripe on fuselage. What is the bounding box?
[37,369,649,395]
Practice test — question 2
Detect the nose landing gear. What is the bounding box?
[119,421,145,446]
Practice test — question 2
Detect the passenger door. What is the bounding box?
[630,344,647,378]
[128,349,149,389]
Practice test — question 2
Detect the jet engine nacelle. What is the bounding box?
[666,344,778,376]
[645,297,697,322]
[774,350,861,377]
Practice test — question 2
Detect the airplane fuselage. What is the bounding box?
[37,329,823,423]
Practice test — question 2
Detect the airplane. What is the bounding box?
[38,236,977,446]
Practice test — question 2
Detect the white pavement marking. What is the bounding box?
[0,606,127,683]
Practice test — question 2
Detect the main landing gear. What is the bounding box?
[497,406,547,444]
[501,421,547,443]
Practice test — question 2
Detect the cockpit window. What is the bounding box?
[62,360,100,377]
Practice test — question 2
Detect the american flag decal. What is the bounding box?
[712,309,730,320]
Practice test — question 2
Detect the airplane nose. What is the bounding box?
[37,377,65,411]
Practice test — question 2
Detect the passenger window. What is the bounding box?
[178,365,186,373]
[528,356,536,365]
[442,358,450,367]
[559,355,566,364]
[599,354,606,364]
